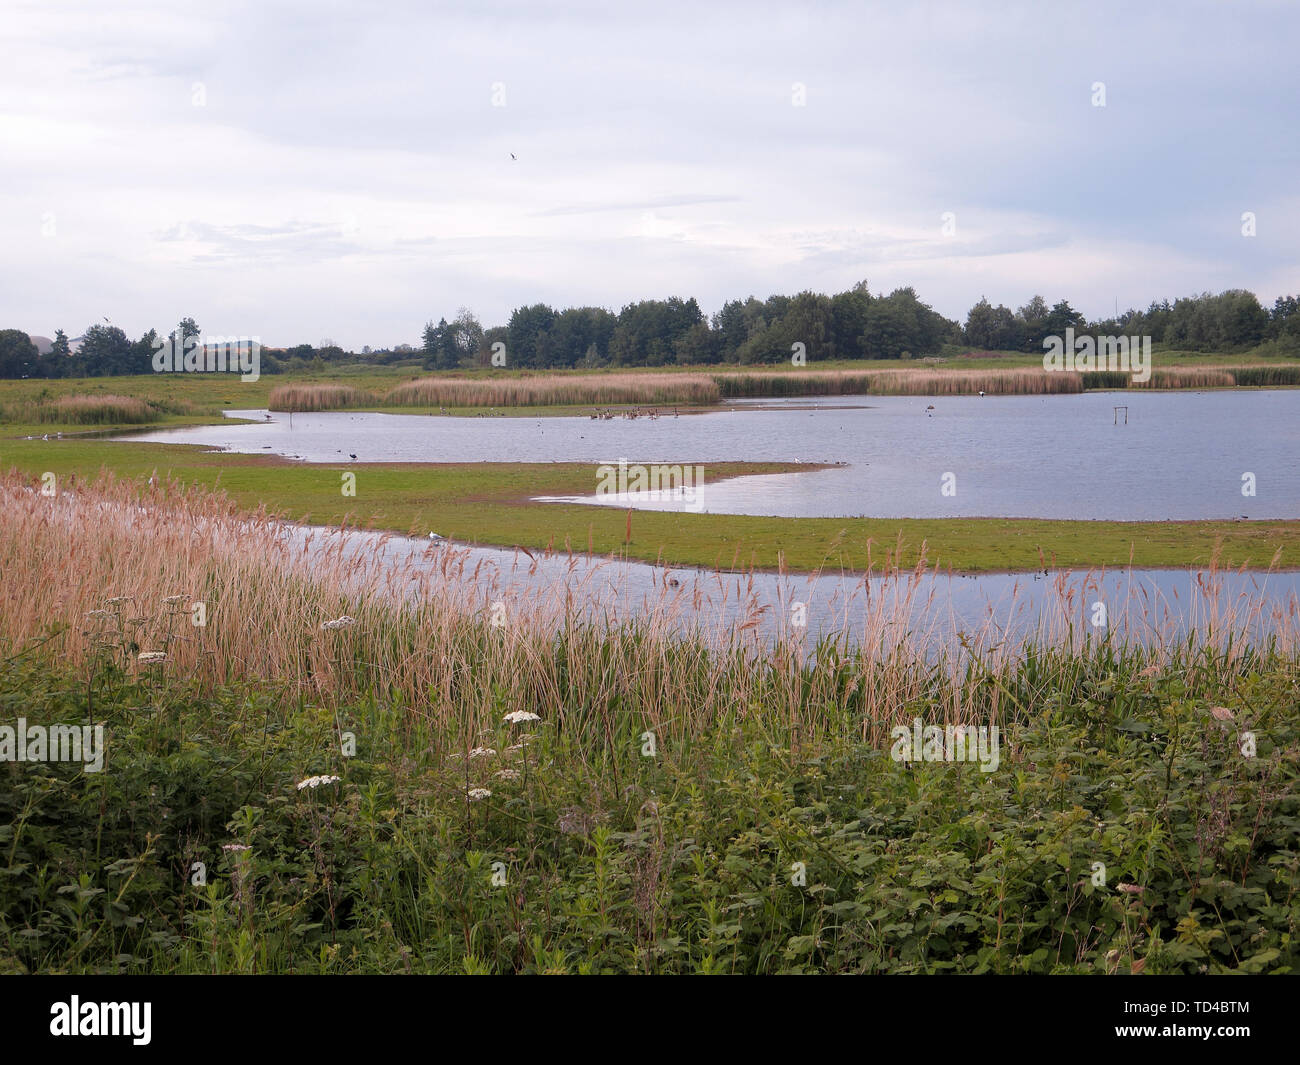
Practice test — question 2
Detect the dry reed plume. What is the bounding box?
[385,373,721,408]
[268,384,381,411]
[2,472,1295,753]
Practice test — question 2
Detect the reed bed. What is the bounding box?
[1080,370,1131,390]
[386,373,721,408]
[1133,367,1236,389]
[268,383,381,411]
[5,471,1300,977]
[866,368,1085,395]
[2,472,1296,756]
[714,370,880,398]
[719,367,1098,397]
[1232,366,1300,387]
[7,393,164,425]
[262,363,1298,414]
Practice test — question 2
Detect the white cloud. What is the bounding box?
[2,0,1296,346]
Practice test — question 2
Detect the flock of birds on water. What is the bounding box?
[589,406,678,421]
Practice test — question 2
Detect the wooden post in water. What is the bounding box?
[1113,406,1128,425]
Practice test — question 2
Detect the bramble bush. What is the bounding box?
[1,645,1296,974]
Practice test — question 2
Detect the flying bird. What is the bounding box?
[510,153,517,161]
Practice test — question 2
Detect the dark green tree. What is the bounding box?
[422,318,453,371]
[0,329,39,377]
[1044,300,1085,339]
[77,324,133,376]
[506,304,557,368]
[1016,295,1049,351]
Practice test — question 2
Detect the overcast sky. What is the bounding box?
[3,0,1297,349]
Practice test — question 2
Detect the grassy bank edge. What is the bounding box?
[2,438,1297,574]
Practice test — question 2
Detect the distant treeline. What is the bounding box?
[964,290,1299,355]
[4,285,1298,379]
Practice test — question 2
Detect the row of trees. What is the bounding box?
[1,325,161,380]
[439,285,1298,370]
[429,284,963,370]
[0,319,404,379]
[964,290,1299,354]
[5,286,1298,379]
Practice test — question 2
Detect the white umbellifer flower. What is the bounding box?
[320,616,357,631]
[222,843,251,852]
[296,774,342,790]
[137,651,167,664]
[503,710,541,724]
[105,596,133,605]
[84,610,111,620]
[494,769,520,781]
[469,746,496,759]
[467,788,492,802]
[162,595,187,605]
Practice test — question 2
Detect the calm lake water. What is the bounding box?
[283,524,1300,651]
[120,391,1300,520]
[89,388,1300,643]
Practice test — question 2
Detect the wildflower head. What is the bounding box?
[321,616,357,631]
[503,710,541,725]
[467,788,492,802]
[137,651,167,665]
[296,774,342,791]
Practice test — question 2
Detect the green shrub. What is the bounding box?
[2,645,1296,974]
